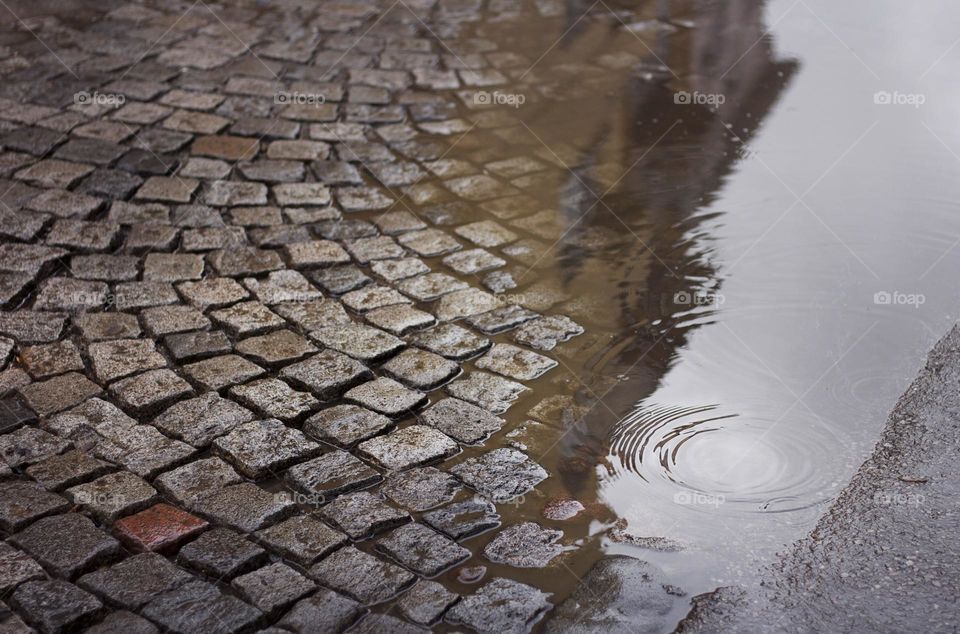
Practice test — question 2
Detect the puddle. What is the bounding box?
[408,0,960,626]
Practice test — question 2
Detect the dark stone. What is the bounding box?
[9,513,120,578]
[0,480,70,531]
[177,528,268,579]
[446,578,552,633]
[309,546,415,605]
[423,499,500,540]
[141,580,262,633]
[11,579,102,632]
[77,553,193,609]
[375,522,470,576]
[277,589,363,634]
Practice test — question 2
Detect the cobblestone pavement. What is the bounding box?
[0,0,669,631]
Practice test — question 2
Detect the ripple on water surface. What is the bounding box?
[609,403,853,515]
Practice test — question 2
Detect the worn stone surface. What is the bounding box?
[418,398,504,444]
[344,377,427,417]
[286,450,382,502]
[0,480,70,532]
[303,404,393,448]
[140,580,262,633]
[365,304,436,336]
[466,305,540,335]
[0,541,45,596]
[376,522,471,576]
[512,315,584,351]
[77,553,193,609]
[182,354,265,391]
[177,527,267,579]
[10,513,120,578]
[232,562,315,616]
[320,490,409,539]
[445,372,530,414]
[309,546,415,605]
[108,368,195,415]
[381,466,462,512]
[25,450,114,491]
[191,482,295,533]
[11,579,103,633]
[278,589,363,633]
[228,378,318,422]
[152,392,255,447]
[164,330,232,362]
[89,339,166,383]
[483,522,565,567]
[0,426,72,467]
[85,610,159,634]
[357,425,459,470]
[213,419,320,479]
[450,448,549,501]
[66,470,159,523]
[397,580,459,626]
[475,343,557,380]
[410,323,491,360]
[382,348,460,391]
[310,323,404,363]
[424,499,501,540]
[446,578,552,633]
[280,350,372,400]
[254,515,347,566]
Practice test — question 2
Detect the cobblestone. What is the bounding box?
[0,3,600,626]
[483,522,565,568]
[183,354,265,391]
[10,513,120,578]
[25,450,114,491]
[376,522,471,576]
[345,377,427,417]
[177,527,267,579]
[446,578,552,633]
[66,470,158,523]
[475,342,557,380]
[303,404,393,448]
[77,553,192,609]
[213,419,320,479]
[141,580,261,633]
[357,425,458,470]
[381,466,462,512]
[232,562,314,616]
[286,450,382,501]
[309,546,415,604]
[320,490,410,539]
[11,579,102,632]
[445,371,529,413]
[450,448,549,500]
[229,378,319,422]
[424,499,501,540]
[279,350,372,400]
[254,515,347,566]
[277,589,363,633]
[0,542,44,594]
[0,481,70,531]
[311,323,404,362]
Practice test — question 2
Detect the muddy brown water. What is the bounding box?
[408,0,960,629]
[6,0,959,631]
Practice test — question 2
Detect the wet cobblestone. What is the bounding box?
[0,0,594,629]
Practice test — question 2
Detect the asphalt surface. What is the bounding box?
[677,324,960,633]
